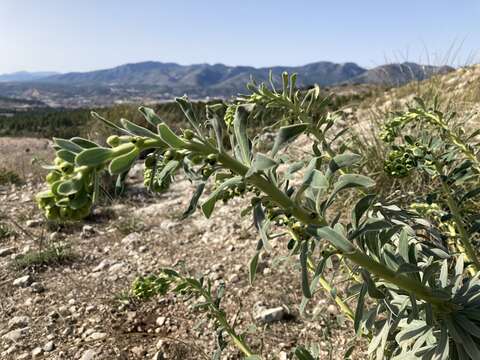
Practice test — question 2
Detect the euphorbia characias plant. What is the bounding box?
[37,73,480,359]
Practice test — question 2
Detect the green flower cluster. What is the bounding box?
[131,274,169,300]
[36,157,93,221]
[384,148,417,178]
[143,153,174,193]
[410,202,442,216]
[379,117,405,143]
[214,179,247,203]
[224,105,237,128]
[384,142,429,178]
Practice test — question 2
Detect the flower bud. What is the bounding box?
[183,129,195,140]
[107,135,120,147]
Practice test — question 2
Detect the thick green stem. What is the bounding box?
[197,144,453,310]
[434,161,480,272]
[139,137,454,313]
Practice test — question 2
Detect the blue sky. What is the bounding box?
[1,0,479,73]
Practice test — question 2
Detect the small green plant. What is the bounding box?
[131,269,255,358]
[0,168,22,185]
[0,222,16,239]
[35,73,480,359]
[13,243,75,270]
[130,274,169,300]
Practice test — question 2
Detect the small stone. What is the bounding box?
[128,162,144,181]
[0,247,14,257]
[26,219,43,227]
[61,326,73,336]
[327,304,337,315]
[43,340,55,352]
[126,311,137,323]
[80,349,97,360]
[13,275,33,287]
[108,262,126,273]
[255,307,285,324]
[30,282,45,293]
[86,332,107,341]
[2,328,28,341]
[156,316,166,326]
[121,232,141,247]
[81,225,95,238]
[32,347,43,358]
[131,346,146,357]
[92,259,114,272]
[8,315,30,329]
[279,351,288,360]
[17,353,29,360]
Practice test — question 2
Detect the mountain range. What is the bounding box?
[0,71,59,83]
[0,61,454,107]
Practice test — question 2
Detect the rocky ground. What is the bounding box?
[0,154,364,360]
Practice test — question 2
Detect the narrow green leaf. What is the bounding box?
[233,105,251,164]
[440,260,448,288]
[368,321,389,355]
[155,160,180,184]
[272,123,308,157]
[75,147,114,167]
[91,111,130,134]
[360,270,384,299]
[352,194,376,228]
[207,107,225,152]
[57,179,83,196]
[175,96,202,134]
[71,137,100,149]
[253,202,271,251]
[157,123,188,149]
[56,149,76,164]
[138,106,163,127]
[249,251,260,286]
[69,191,90,210]
[53,138,84,153]
[120,118,162,139]
[312,226,356,254]
[108,147,140,175]
[326,152,362,176]
[300,241,312,299]
[245,153,277,177]
[182,182,206,219]
[399,229,410,263]
[326,174,375,208]
[201,176,243,218]
[354,284,367,334]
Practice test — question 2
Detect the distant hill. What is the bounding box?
[348,62,454,85]
[0,71,59,83]
[41,61,367,90]
[0,61,454,107]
